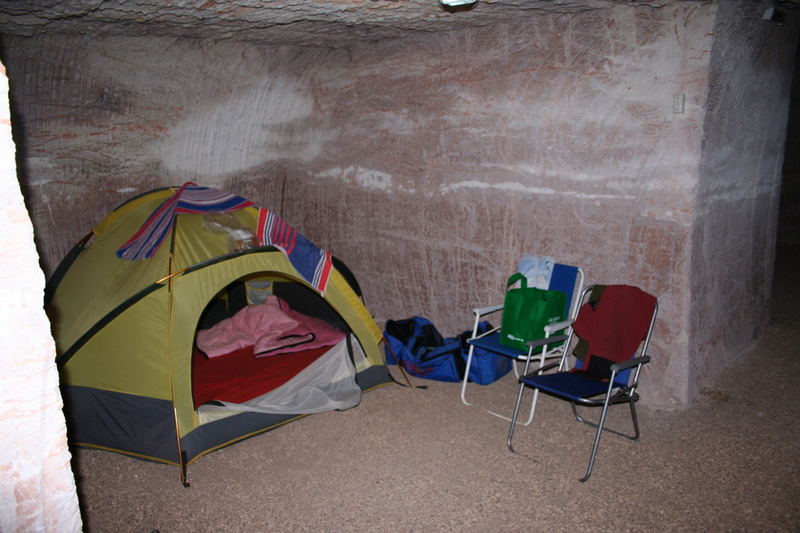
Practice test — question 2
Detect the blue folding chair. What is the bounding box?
[459,262,583,424]
[506,284,658,482]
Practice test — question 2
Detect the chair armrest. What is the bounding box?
[472,324,501,340]
[526,335,568,350]
[544,319,574,335]
[473,303,504,316]
[611,355,651,373]
[520,361,561,380]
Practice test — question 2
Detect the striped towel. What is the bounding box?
[257,208,333,294]
[116,182,254,260]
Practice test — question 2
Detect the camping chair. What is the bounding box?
[459,262,583,424]
[506,284,658,482]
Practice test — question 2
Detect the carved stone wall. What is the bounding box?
[0,61,82,533]
[1,1,796,407]
[692,1,798,395]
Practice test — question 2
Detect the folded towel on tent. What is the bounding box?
[256,208,333,294]
[196,295,345,358]
[115,182,334,294]
[116,182,255,260]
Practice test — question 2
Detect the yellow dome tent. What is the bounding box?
[46,185,389,484]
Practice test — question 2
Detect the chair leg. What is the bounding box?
[579,394,613,482]
[459,344,476,406]
[577,389,643,482]
[487,386,538,425]
[462,346,537,423]
[628,398,641,440]
[570,397,640,441]
[507,381,539,452]
[490,347,544,425]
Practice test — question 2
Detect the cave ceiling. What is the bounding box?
[0,0,701,47]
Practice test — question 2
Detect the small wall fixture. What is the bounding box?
[440,0,478,7]
[763,7,784,25]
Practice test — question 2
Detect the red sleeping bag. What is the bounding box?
[192,344,330,408]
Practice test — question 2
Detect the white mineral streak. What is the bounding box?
[156,75,320,177]
[442,180,636,200]
[315,165,411,193]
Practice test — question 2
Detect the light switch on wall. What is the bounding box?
[672,93,685,114]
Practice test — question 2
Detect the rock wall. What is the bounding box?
[779,48,800,246]
[692,2,798,394]
[1,2,795,407]
[0,62,81,533]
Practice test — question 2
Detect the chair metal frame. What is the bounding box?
[506,285,657,482]
[459,267,583,424]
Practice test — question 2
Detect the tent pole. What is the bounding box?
[166,228,190,487]
[173,406,190,487]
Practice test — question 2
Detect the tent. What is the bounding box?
[45,184,390,481]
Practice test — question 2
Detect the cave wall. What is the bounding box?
[779,42,800,246]
[691,2,798,393]
[1,1,794,407]
[0,61,81,533]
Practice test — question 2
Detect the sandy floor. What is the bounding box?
[71,247,800,532]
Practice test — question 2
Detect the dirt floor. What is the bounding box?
[70,247,800,532]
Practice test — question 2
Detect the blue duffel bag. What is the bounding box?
[383,317,511,384]
[458,328,513,385]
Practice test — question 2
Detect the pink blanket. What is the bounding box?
[196,295,345,358]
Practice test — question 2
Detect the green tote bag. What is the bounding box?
[499,272,566,351]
